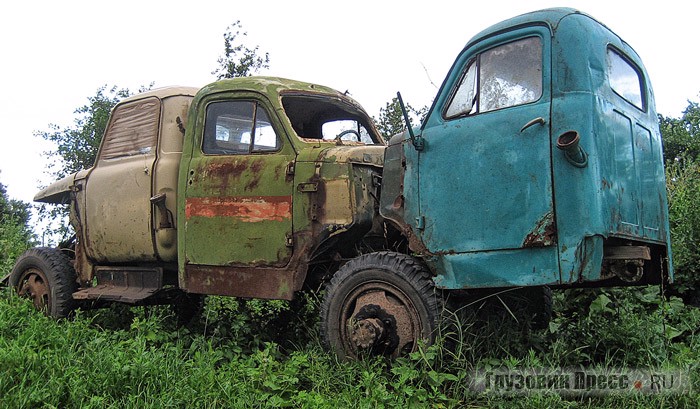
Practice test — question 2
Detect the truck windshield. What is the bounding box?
[281,94,383,145]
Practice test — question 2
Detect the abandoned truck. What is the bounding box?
[9,8,672,359]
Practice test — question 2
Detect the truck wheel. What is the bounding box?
[10,247,77,318]
[321,251,441,360]
[528,286,553,330]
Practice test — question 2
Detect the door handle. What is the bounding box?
[520,117,546,132]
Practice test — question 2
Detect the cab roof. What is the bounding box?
[465,8,616,49]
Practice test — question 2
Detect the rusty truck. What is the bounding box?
[9,8,672,359]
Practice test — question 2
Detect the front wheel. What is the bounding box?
[320,252,441,360]
[10,247,78,318]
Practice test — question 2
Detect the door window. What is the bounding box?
[203,101,279,154]
[445,37,542,118]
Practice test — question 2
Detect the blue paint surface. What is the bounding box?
[407,8,672,289]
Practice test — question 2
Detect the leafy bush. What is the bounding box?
[0,181,33,274]
[667,158,700,293]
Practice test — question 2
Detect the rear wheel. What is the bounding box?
[10,247,77,318]
[321,252,441,360]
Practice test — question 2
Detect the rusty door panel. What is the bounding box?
[184,156,295,267]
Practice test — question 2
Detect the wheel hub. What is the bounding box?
[18,268,50,311]
[343,284,421,357]
[350,317,385,349]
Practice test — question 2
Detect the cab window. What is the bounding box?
[607,48,645,110]
[203,101,279,154]
[445,37,542,118]
[99,97,160,160]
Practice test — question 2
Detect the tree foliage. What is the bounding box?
[373,96,428,140]
[37,86,131,180]
[34,86,132,240]
[212,20,270,79]
[660,100,700,163]
[0,177,33,272]
[661,97,700,293]
[666,159,700,291]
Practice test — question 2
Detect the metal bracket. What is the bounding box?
[297,182,318,192]
[416,216,425,230]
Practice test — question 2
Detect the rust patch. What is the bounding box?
[184,264,299,300]
[202,161,248,191]
[185,195,292,222]
[245,159,264,191]
[205,161,248,178]
[250,159,264,174]
[392,194,404,210]
[245,177,261,191]
[523,211,557,248]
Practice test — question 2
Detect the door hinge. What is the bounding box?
[285,233,294,247]
[286,161,295,176]
[416,216,425,230]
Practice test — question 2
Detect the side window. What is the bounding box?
[445,61,477,117]
[203,101,280,154]
[445,37,542,118]
[99,97,160,161]
[607,48,645,110]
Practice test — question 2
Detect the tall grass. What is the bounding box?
[0,285,698,408]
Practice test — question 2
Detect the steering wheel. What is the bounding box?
[335,129,361,141]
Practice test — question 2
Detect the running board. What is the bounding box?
[72,267,163,304]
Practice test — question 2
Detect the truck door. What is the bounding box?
[183,97,295,269]
[417,28,559,285]
[83,96,161,262]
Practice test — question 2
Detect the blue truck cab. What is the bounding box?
[382,8,672,290]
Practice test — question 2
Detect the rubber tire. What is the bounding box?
[10,247,78,318]
[320,251,441,360]
[530,285,553,330]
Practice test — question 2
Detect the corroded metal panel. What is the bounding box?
[412,8,671,289]
[184,265,302,300]
[183,155,295,267]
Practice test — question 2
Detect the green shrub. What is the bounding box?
[667,158,700,293]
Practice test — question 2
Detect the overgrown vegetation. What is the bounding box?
[663,99,700,299]
[0,285,698,408]
[0,179,33,273]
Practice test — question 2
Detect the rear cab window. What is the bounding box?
[99,97,160,161]
[607,47,645,111]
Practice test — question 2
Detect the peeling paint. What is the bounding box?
[523,211,557,247]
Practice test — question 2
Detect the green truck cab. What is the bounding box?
[10,8,671,360]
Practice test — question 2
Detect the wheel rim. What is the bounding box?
[17,268,50,312]
[339,278,424,359]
